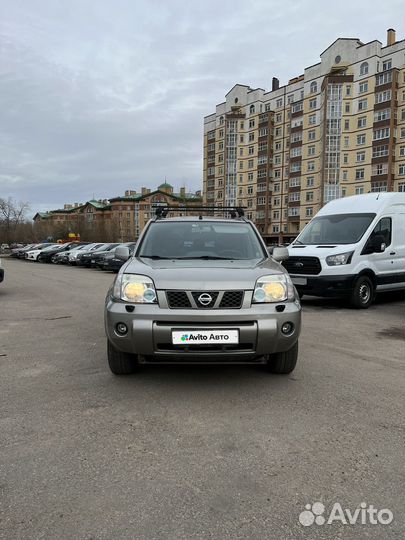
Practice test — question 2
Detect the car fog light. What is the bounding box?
[281,322,294,335]
[116,322,128,335]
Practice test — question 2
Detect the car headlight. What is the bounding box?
[326,251,354,266]
[113,274,157,303]
[253,274,295,303]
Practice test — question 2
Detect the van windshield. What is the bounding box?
[295,213,376,245]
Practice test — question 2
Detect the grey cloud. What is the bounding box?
[0,0,403,217]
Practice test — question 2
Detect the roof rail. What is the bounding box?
[152,205,246,219]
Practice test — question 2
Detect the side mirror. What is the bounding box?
[272,246,289,262]
[115,246,130,261]
[370,234,386,253]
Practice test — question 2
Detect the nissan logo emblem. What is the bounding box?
[294,262,304,267]
[198,293,212,306]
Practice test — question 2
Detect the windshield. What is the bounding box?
[296,213,376,245]
[42,244,58,251]
[138,221,266,260]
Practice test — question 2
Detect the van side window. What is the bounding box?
[363,217,392,254]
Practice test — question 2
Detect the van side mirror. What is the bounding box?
[272,247,289,262]
[369,234,386,254]
[115,246,130,261]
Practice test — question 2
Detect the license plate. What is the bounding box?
[292,277,307,286]
[91,259,95,263]
[172,329,239,345]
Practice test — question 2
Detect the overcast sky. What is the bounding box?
[0,0,403,217]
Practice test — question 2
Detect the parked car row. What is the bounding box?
[9,241,137,272]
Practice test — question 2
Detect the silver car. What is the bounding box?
[105,210,301,375]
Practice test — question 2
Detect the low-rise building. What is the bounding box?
[33,183,202,242]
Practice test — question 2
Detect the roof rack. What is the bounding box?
[152,205,246,219]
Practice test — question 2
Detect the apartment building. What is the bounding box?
[203,29,405,243]
[33,183,202,241]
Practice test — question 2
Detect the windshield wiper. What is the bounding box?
[140,255,173,259]
[177,255,240,260]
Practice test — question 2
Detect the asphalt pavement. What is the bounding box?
[0,257,404,540]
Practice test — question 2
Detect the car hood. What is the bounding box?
[121,257,286,290]
[288,243,358,258]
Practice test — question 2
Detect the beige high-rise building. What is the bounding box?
[203,29,405,243]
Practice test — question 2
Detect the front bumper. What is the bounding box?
[292,274,357,297]
[105,292,301,361]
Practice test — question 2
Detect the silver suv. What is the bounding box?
[105,207,301,375]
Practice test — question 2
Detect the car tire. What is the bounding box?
[107,340,139,375]
[350,275,374,309]
[265,341,298,374]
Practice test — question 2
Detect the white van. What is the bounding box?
[284,192,405,308]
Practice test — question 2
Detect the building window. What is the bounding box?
[272,225,280,233]
[400,146,405,157]
[308,130,316,141]
[310,81,317,93]
[356,151,365,162]
[247,185,253,195]
[355,169,365,180]
[289,192,300,202]
[248,159,254,168]
[290,178,301,187]
[345,102,350,113]
[309,98,317,109]
[399,164,405,176]
[374,108,391,122]
[360,62,369,76]
[376,71,392,86]
[355,186,364,195]
[373,128,390,140]
[372,163,388,175]
[292,102,303,113]
[307,161,315,172]
[287,94,294,104]
[309,114,316,125]
[275,127,282,136]
[248,132,255,142]
[248,146,254,155]
[382,59,392,71]
[239,135,244,143]
[249,119,255,128]
[274,183,280,192]
[358,116,367,128]
[259,127,268,137]
[276,113,282,122]
[358,98,368,111]
[376,90,391,103]
[306,176,314,187]
[249,105,255,115]
[306,207,313,217]
[345,85,351,96]
[248,172,254,181]
[291,147,302,157]
[275,141,282,151]
[276,98,282,108]
[344,119,350,130]
[207,130,215,140]
[398,182,405,192]
[239,162,243,170]
[343,153,348,164]
[306,191,314,202]
[359,81,368,93]
[401,127,405,139]
[372,145,389,158]
[357,133,366,145]
[344,136,349,147]
[308,145,315,156]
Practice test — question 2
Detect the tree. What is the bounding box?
[0,197,30,243]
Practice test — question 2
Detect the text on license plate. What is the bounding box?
[172,329,239,345]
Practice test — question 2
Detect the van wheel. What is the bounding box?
[350,276,374,309]
[107,340,139,375]
[265,341,298,374]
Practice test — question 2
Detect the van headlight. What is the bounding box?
[113,274,157,303]
[326,251,354,266]
[253,274,295,303]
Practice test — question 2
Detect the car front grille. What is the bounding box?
[283,256,322,275]
[166,290,244,309]
[166,291,191,308]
